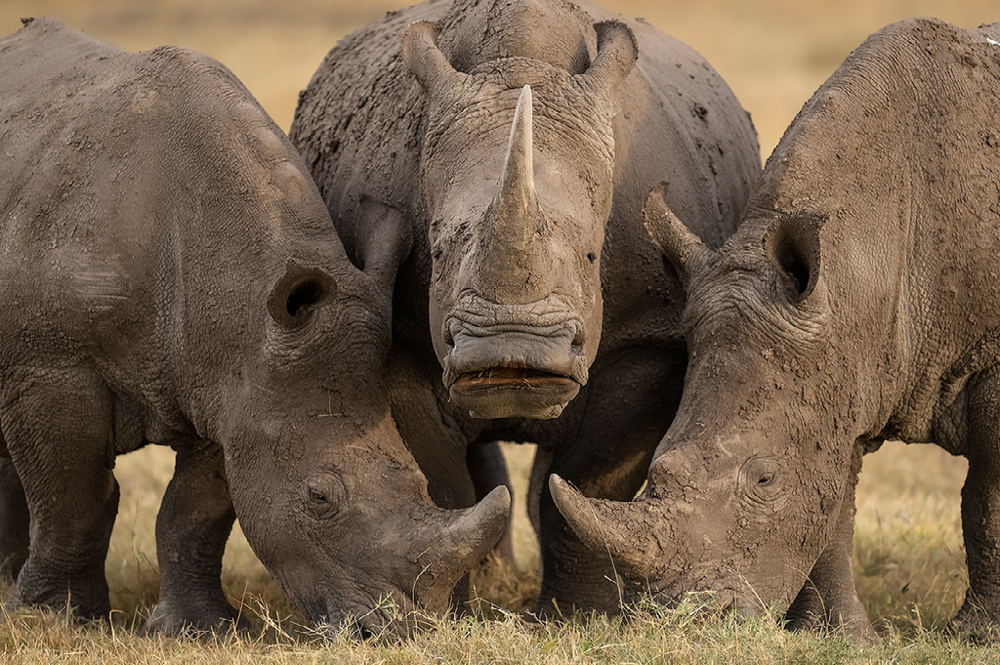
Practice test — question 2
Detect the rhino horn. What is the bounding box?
[549,474,668,582]
[402,21,468,93]
[643,182,712,288]
[493,85,537,221]
[411,486,511,601]
[476,85,549,299]
[578,20,639,94]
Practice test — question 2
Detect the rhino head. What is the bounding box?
[401,18,637,419]
[549,183,868,615]
[216,257,510,637]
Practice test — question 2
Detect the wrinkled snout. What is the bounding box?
[278,485,511,641]
[441,293,588,419]
[312,593,435,642]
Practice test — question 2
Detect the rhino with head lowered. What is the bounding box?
[0,17,508,638]
[291,0,759,615]
[552,17,1000,639]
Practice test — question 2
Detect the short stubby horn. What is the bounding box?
[411,485,511,604]
[549,474,669,583]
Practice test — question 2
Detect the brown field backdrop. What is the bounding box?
[0,0,994,637]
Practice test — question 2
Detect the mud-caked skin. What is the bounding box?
[291,0,759,615]
[551,18,1000,640]
[0,18,509,637]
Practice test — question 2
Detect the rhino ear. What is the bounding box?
[401,20,468,93]
[577,20,638,94]
[643,182,711,289]
[354,197,412,298]
[267,261,337,328]
[764,214,822,303]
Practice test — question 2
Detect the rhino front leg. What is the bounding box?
[0,456,29,584]
[144,440,245,635]
[533,348,681,618]
[386,348,481,612]
[949,371,1000,640]
[3,368,118,619]
[785,443,874,642]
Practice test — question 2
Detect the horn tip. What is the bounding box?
[483,484,512,514]
[548,474,578,513]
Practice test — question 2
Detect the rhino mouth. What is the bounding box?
[440,294,590,419]
[449,365,581,419]
[454,366,575,389]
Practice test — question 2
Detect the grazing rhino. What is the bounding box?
[0,17,509,637]
[291,0,759,614]
[551,17,1000,639]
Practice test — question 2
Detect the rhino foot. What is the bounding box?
[784,580,877,644]
[946,598,1000,643]
[142,596,251,637]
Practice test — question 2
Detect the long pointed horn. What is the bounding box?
[476,85,549,300]
[549,474,669,582]
[412,486,511,601]
[643,182,712,288]
[494,85,537,218]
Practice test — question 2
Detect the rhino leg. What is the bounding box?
[387,348,481,612]
[527,445,555,539]
[785,444,874,642]
[0,456,29,584]
[4,368,118,619]
[467,441,516,568]
[949,371,1000,641]
[532,348,681,618]
[144,440,244,635]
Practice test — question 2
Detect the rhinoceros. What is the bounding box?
[0,17,509,637]
[290,0,759,614]
[551,17,1000,638]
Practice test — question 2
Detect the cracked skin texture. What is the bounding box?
[290,0,759,616]
[0,16,509,638]
[551,17,1000,642]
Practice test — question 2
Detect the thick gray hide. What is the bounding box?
[0,17,508,637]
[291,0,759,614]
[552,18,1000,639]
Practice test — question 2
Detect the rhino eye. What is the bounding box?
[738,456,786,510]
[302,475,345,520]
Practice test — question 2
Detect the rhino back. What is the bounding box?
[743,18,1000,447]
[582,3,760,350]
[0,17,341,444]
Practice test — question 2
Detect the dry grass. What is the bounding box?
[0,0,993,661]
[0,442,980,663]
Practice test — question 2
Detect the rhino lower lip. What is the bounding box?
[452,367,578,391]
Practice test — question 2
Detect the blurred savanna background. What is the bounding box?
[0,0,996,661]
